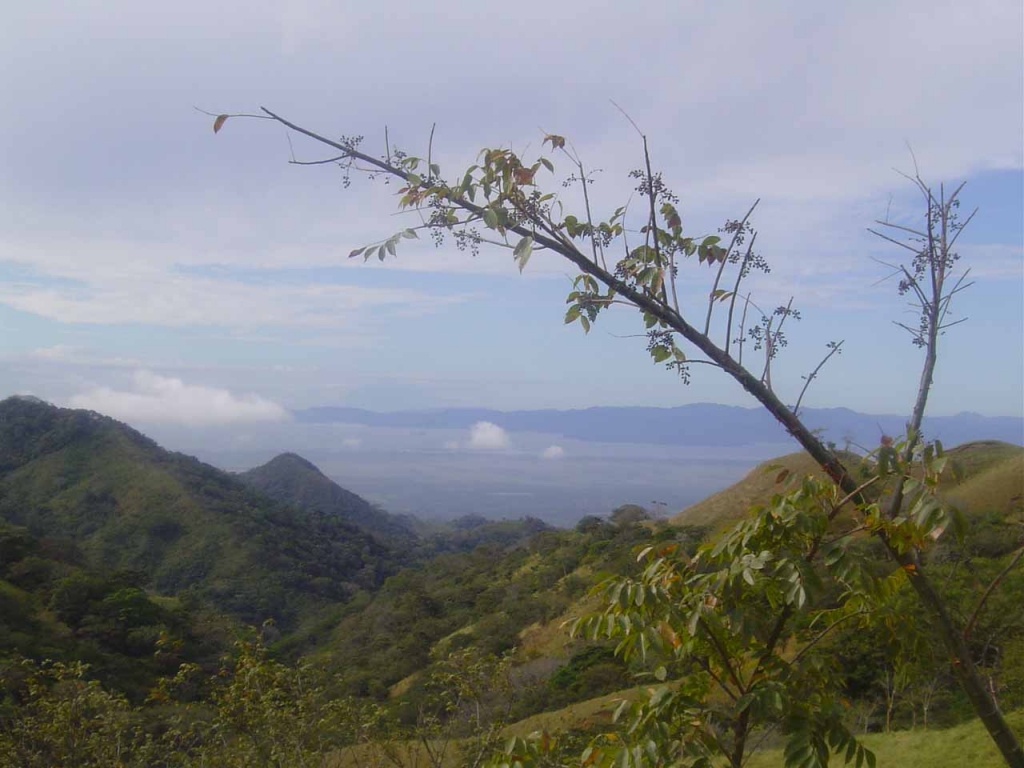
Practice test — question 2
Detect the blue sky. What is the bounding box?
[1,0,1021,428]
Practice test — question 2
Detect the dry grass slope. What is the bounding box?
[670,442,1023,531]
[670,451,843,529]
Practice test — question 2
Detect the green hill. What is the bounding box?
[0,397,400,628]
[239,452,417,545]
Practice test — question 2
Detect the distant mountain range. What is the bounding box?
[294,404,1024,449]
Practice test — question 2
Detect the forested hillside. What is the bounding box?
[238,452,418,545]
[0,397,402,628]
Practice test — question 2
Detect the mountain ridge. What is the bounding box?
[293,403,1024,448]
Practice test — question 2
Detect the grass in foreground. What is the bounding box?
[745,710,1024,768]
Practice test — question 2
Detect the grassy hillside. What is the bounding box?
[745,710,1024,768]
[670,451,840,528]
[672,441,1024,530]
[945,442,1024,519]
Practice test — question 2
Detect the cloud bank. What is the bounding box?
[69,371,290,426]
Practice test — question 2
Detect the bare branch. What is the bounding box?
[867,227,921,253]
[793,340,844,417]
[194,106,273,121]
[737,292,751,367]
[609,98,644,138]
[705,199,760,336]
[427,122,436,185]
[289,155,349,166]
[873,219,928,239]
[641,135,667,306]
[725,232,758,355]
[830,476,881,520]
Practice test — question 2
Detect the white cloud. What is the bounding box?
[443,440,460,450]
[467,421,509,450]
[69,370,290,426]
[541,445,565,459]
[29,345,146,368]
[0,237,466,330]
[341,437,362,448]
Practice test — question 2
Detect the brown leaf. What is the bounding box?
[213,115,229,134]
[513,167,536,185]
[544,134,566,150]
[775,469,791,484]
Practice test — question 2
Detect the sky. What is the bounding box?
[1,0,1022,431]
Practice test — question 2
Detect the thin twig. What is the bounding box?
[874,220,927,238]
[426,122,436,185]
[820,525,869,549]
[725,231,757,355]
[641,135,668,306]
[790,611,868,667]
[830,476,881,520]
[867,228,920,253]
[699,618,747,694]
[194,106,273,120]
[609,99,644,138]
[289,155,349,166]
[737,293,751,367]
[695,656,740,702]
[705,199,759,335]
[793,340,844,417]
[964,547,1024,641]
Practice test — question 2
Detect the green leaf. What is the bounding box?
[513,236,534,273]
[653,665,667,681]
[348,247,366,259]
[565,305,581,324]
[651,345,671,363]
[580,316,591,334]
[539,157,554,172]
[401,228,419,239]
[483,208,499,229]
